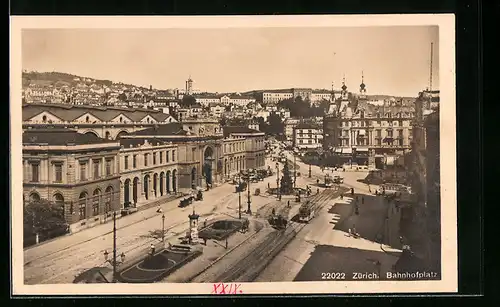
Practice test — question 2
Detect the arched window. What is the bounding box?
[29,192,41,203]
[92,189,101,216]
[120,117,123,123]
[79,192,87,220]
[86,116,90,123]
[105,186,114,213]
[42,115,47,123]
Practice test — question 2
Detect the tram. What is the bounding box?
[298,203,315,223]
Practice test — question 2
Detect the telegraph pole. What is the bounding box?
[293,154,297,189]
[247,177,252,214]
[112,211,117,281]
[238,179,242,219]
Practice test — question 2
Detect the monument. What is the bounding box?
[188,208,201,245]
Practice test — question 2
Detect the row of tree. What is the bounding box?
[24,199,69,247]
[278,96,330,118]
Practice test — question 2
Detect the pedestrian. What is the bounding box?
[340,193,343,200]
[287,200,290,208]
[225,238,228,249]
[316,179,320,185]
[317,188,319,194]
[368,185,371,193]
[203,238,207,245]
[156,206,163,213]
[268,182,270,189]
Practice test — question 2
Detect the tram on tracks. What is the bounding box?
[298,202,315,223]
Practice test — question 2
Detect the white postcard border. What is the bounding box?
[10,14,457,295]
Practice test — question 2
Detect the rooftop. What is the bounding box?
[23,129,117,146]
[125,123,188,136]
[22,103,172,123]
[222,126,261,138]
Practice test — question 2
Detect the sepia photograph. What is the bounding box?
[10,15,456,295]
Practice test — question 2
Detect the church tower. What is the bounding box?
[185,76,193,96]
[339,75,349,113]
[359,71,367,100]
[327,81,338,114]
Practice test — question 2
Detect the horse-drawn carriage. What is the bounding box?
[178,195,195,208]
[268,214,288,230]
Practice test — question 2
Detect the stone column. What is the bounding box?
[149,176,154,200]
[120,181,125,209]
[139,179,146,203]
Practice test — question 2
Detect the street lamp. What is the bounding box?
[161,214,165,242]
[275,162,280,199]
[238,177,242,219]
[293,153,297,189]
[103,211,125,283]
[246,176,252,215]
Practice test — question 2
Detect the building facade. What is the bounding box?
[118,139,179,207]
[323,81,415,168]
[293,123,323,150]
[23,130,121,233]
[402,90,440,272]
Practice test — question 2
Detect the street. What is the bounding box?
[255,151,401,282]
[23,160,282,285]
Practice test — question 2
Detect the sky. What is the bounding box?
[22,26,439,97]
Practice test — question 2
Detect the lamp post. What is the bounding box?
[112,210,117,279]
[103,211,125,282]
[162,214,165,242]
[246,176,252,215]
[293,153,297,189]
[275,162,280,199]
[238,178,242,219]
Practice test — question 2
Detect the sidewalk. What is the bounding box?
[24,182,234,263]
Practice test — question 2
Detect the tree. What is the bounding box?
[267,112,284,135]
[117,93,127,101]
[181,95,196,107]
[280,160,294,195]
[24,199,68,240]
[219,116,228,127]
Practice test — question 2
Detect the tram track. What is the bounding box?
[197,190,340,283]
[24,194,241,284]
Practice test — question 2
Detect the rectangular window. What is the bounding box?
[80,162,87,181]
[133,155,137,168]
[124,156,129,170]
[388,130,393,137]
[144,154,148,166]
[31,163,39,182]
[54,163,63,183]
[166,151,170,162]
[93,160,100,179]
[172,150,176,161]
[376,139,381,146]
[376,130,382,137]
[159,151,163,164]
[106,159,112,176]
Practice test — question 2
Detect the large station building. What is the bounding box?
[22,104,266,233]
